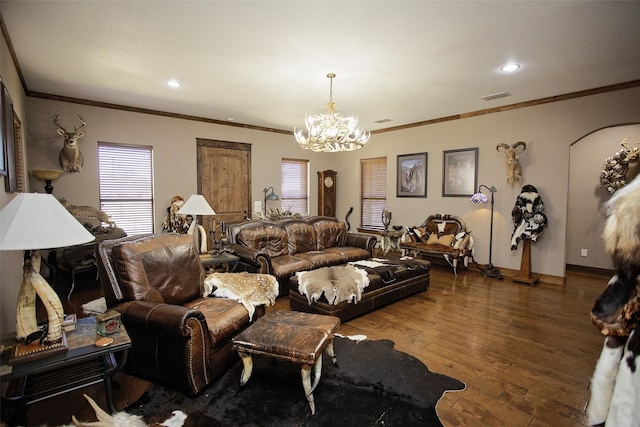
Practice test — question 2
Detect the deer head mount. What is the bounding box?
[54,113,86,173]
[496,141,526,186]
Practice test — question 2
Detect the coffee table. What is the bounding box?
[231,310,340,415]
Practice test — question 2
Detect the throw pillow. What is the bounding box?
[426,233,455,246]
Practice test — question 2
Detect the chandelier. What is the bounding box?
[294,73,370,152]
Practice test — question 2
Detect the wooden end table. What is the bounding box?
[232,311,340,415]
[199,251,240,273]
[1,316,131,426]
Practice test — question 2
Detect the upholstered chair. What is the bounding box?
[96,233,263,395]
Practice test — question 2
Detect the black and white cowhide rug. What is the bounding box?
[128,337,465,426]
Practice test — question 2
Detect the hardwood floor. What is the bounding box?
[9,263,608,426]
[330,265,607,426]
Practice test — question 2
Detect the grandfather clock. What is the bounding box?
[318,170,337,217]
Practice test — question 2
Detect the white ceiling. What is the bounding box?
[2,1,640,133]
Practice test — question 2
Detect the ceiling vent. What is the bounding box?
[480,91,511,101]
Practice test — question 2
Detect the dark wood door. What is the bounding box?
[197,139,251,246]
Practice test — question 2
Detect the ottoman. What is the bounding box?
[231,310,341,415]
[289,256,431,321]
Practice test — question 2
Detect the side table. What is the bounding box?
[379,231,404,255]
[199,251,240,273]
[1,316,131,426]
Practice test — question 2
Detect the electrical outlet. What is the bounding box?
[254,201,262,213]
[581,249,588,257]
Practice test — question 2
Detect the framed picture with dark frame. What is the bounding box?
[2,82,17,191]
[442,147,478,197]
[0,81,7,176]
[397,152,428,197]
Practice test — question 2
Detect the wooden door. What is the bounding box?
[197,139,251,246]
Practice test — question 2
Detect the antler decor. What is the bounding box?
[600,138,640,194]
[496,141,527,186]
[54,113,87,173]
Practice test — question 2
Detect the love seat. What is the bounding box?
[226,216,376,295]
[399,214,474,275]
[96,233,264,395]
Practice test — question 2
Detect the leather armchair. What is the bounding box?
[96,233,262,395]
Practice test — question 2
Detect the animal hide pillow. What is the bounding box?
[297,265,369,305]
[409,226,428,243]
[426,233,455,246]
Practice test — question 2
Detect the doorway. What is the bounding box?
[197,138,252,247]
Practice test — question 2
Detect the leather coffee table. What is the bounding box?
[231,310,340,415]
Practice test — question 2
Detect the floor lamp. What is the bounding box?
[0,193,95,364]
[263,187,279,217]
[471,185,503,279]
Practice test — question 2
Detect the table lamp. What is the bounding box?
[177,194,216,253]
[30,169,64,194]
[0,193,95,364]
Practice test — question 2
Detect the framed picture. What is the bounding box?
[442,147,478,197]
[2,83,17,191]
[0,82,6,176]
[397,152,427,197]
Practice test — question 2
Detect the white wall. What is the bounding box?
[566,124,640,269]
[331,87,640,279]
[1,31,29,340]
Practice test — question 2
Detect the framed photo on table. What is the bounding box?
[442,147,478,197]
[397,152,427,197]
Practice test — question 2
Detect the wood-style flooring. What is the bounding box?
[6,263,608,426]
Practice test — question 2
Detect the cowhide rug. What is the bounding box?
[127,336,465,426]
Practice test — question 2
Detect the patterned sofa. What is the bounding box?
[226,216,376,295]
[399,214,474,275]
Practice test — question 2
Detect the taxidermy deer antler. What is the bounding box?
[496,141,527,186]
[54,113,86,173]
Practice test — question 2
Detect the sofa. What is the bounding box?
[96,233,265,395]
[226,216,376,295]
[399,214,474,275]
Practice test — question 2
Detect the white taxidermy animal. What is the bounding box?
[59,197,116,227]
[54,112,86,173]
[496,141,526,186]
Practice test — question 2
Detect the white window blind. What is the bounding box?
[361,157,387,230]
[98,142,154,235]
[281,158,309,216]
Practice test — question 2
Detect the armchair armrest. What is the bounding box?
[112,300,212,395]
[116,300,207,339]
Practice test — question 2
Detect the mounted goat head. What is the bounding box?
[496,141,526,186]
[54,113,86,173]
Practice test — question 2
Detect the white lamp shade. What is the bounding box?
[177,195,216,216]
[0,193,95,250]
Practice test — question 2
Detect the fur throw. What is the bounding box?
[204,272,278,319]
[297,265,369,305]
[510,184,547,250]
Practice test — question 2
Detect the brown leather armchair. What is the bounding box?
[96,233,263,395]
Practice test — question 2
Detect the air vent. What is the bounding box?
[480,91,511,101]
[374,118,392,123]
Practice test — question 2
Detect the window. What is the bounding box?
[361,157,387,230]
[98,142,154,235]
[281,158,309,216]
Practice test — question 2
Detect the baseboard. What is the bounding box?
[566,264,614,277]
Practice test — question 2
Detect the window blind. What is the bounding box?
[361,157,387,230]
[98,142,154,235]
[281,158,309,216]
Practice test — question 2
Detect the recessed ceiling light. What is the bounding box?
[501,63,520,72]
[167,79,181,88]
